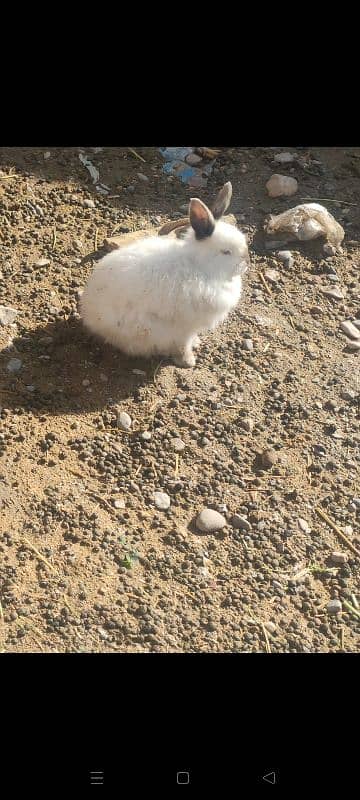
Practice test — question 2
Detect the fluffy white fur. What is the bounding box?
[80,216,249,367]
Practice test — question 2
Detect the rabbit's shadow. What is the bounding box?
[0,316,169,416]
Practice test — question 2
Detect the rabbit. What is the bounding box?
[80,182,250,368]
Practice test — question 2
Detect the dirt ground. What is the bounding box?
[0,146,359,653]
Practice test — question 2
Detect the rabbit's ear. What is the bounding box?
[189,199,215,239]
[211,181,232,220]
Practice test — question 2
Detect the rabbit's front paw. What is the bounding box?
[173,345,196,368]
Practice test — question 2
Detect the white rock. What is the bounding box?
[196,509,226,532]
[141,431,152,441]
[274,152,295,164]
[340,321,360,340]
[266,174,298,198]
[117,411,132,431]
[322,287,344,301]
[113,498,125,509]
[137,173,149,182]
[43,151,51,160]
[277,250,294,267]
[0,306,19,325]
[323,243,337,256]
[35,258,51,267]
[172,438,186,452]
[83,198,95,208]
[297,518,311,534]
[82,379,90,386]
[154,491,171,511]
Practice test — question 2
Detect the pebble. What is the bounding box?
[266,174,298,198]
[0,305,19,325]
[340,321,360,340]
[172,438,186,452]
[137,173,149,183]
[297,518,311,534]
[82,379,90,386]
[352,320,360,330]
[264,269,280,283]
[154,491,171,511]
[322,287,344,301]
[264,621,277,634]
[117,411,132,431]
[35,258,51,267]
[242,338,254,351]
[277,250,294,267]
[330,552,348,565]
[323,243,337,256]
[6,358,22,373]
[345,340,360,351]
[186,153,202,166]
[240,417,255,432]
[274,152,295,164]
[327,599,342,615]
[196,509,227,533]
[231,514,251,531]
[259,448,278,469]
[83,199,95,208]
[141,431,152,441]
[43,151,51,159]
[113,498,126,509]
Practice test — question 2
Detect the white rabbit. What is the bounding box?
[80,182,249,367]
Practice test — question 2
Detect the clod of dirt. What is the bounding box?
[258,448,279,469]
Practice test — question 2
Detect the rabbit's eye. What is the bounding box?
[221,249,232,255]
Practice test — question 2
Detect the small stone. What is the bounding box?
[185,153,202,166]
[240,417,255,432]
[231,514,251,531]
[132,369,146,375]
[82,379,90,386]
[6,358,22,373]
[297,518,311,534]
[154,491,170,511]
[99,373,108,382]
[43,151,51,159]
[259,448,278,469]
[330,552,348,565]
[172,438,185,452]
[141,431,152,441]
[0,306,19,325]
[322,287,344,301]
[113,498,125,509]
[345,340,360,351]
[323,243,336,256]
[196,509,227,533]
[266,174,298,198]
[83,199,95,208]
[273,152,295,164]
[137,173,149,183]
[327,599,342,615]
[200,437,211,447]
[264,268,280,283]
[340,321,360,340]
[242,338,254,351]
[264,621,277,634]
[117,411,132,431]
[35,258,51,267]
[277,250,294,267]
[352,320,360,330]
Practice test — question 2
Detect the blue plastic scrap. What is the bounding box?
[159,147,216,187]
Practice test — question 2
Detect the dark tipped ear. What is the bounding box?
[211,181,232,220]
[189,199,215,239]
